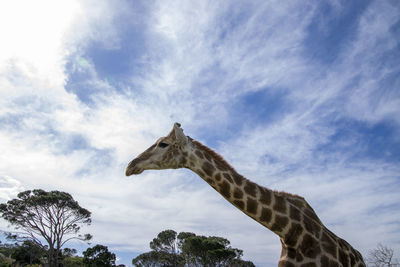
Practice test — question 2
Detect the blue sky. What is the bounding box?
[0,0,399,266]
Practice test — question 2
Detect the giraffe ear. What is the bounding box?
[173,122,187,145]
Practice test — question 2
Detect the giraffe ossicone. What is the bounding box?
[126,123,366,267]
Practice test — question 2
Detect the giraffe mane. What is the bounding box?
[191,139,237,172]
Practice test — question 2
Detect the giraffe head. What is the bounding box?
[125,123,189,176]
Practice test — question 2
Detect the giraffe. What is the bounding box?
[126,123,366,267]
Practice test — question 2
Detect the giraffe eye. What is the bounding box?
[158,142,169,148]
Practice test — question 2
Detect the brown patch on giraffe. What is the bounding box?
[218,180,231,199]
[299,233,321,258]
[350,254,356,266]
[290,205,301,221]
[179,157,187,166]
[223,173,233,183]
[233,200,245,210]
[321,255,330,266]
[287,248,296,259]
[244,181,257,198]
[215,160,229,171]
[202,161,216,177]
[303,215,321,237]
[284,223,303,247]
[214,173,222,181]
[233,187,243,199]
[259,188,272,205]
[338,248,350,267]
[204,152,212,162]
[273,194,287,213]
[321,231,337,259]
[271,214,289,233]
[195,150,204,159]
[232,173,243,186]
[246,197,258,214]
[259,207,272,223]
[278,260,295,267]
[295,252,303,262]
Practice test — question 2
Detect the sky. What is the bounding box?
[0,0,399,266]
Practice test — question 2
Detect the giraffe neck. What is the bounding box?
[183,139,366,266]
[185,139,302,240]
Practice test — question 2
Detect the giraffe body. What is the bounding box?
[126,123,366,267]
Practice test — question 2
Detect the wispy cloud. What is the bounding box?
[0,0,399,266]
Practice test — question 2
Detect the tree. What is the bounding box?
[0,189,92,267]
[132,230,255,267]
[367,244,399,267]
[83,244,116,267]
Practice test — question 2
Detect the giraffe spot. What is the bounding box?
[287,248,296,259]
[179,157,187,166]
[214,173,222,181]
[223,173,233,183]
[303,216,321,237]
[271,214,289,233]
[195,150,204,159]
[218,181,231,199]
[204,152,212,162]
[259,188,272,205]
[246,197,258,214]
[301,263,317,267]
[284,223,303,247]
[295,251,303,262]
[338,248,349,267]
[182,151,188,157]
[299,234,320,258]
[321,256,330,266]
[278,260,295,267]
[202,161,216,177]
[260,207,272,223]
[273,194,287,213]
[350,254,356,266]
[233,200,245,210]
[233,187,243,199]
[244,181,257,198]
[232,173,243,186]
[290,205,301,221]
[322,232,337,258]
[206,178,215,185]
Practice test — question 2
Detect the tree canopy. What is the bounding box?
[0,189,92,266]
[83,244,116,267]
[132,229,255,267]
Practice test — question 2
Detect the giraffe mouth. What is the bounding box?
[125,166,144,176]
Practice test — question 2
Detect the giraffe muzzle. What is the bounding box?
[125,158,144,176]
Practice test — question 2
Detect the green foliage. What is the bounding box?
[83,244,116,267]
[132,230,255,267]
[132,250,183,267]
[150,230,178,254]
[11,240,45,265]
[0,189,92,266]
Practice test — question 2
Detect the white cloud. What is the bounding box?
[0,0,399,266]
